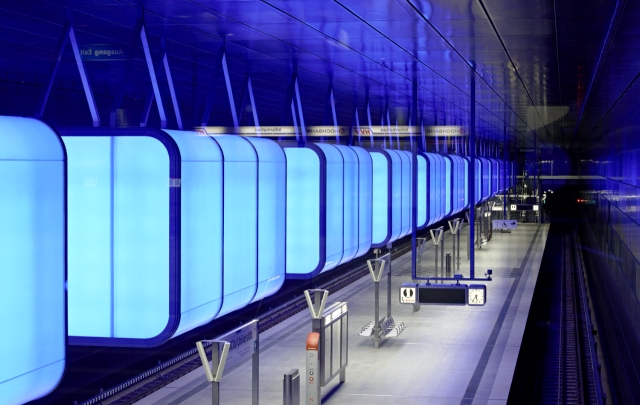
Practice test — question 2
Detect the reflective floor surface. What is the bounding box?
[135,223,549,405]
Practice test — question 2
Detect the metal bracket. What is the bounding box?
[448,218,462,235]
[366,256,388,283]
[304,289,329,320]
[196,340,230,383]
[430,227,444,245]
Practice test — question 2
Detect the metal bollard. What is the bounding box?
[283,369,300,405]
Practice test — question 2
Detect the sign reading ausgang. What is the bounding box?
[80,44,128,61]
[216,320,258,370]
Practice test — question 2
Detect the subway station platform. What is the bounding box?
[136,223,548,405]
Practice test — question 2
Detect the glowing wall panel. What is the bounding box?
[464,157,469,209]
[63,129,179,346]
[444,157,452,216]
[0,116,66,405]
[245,138,286,302]
[315,144,344,271]
[385,149,403,243]
[352,147,372,257]
[398,151,412,238]
[494,159,500,194]
[164,130,223,337]
[284,146,323,278]
[417,154,427,229]
[476,158,482,204]
[426,154,445,224]
[334,145,358,264]
[480,158,491,201]
[212,136,258,316]
[370,150,391,247]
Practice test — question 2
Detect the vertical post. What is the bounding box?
[374,270,380,349]
[469,70,476,278]
[411,79,418,283]
[440,239,444,282]
[457,227,461,270]
[387,252,392,319]
[283,369,300,405]
[452,226,456,272]
[253,336,259,405]
[212,342,220,405]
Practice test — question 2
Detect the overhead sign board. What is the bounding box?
[399,283,487,306]
[492,219,518,230]
[510,204,517,210]
[424,126,467,137]
[198,125,467,138]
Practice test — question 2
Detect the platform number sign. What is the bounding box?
[400,284,417,304]
[510,204,517,211]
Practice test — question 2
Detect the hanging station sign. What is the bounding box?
[198,126,350,137]
[424,126,467,137]
[197,125,467,138]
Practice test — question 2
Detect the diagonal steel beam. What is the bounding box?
[221,52,239,129]
[281,64,297,127]
[140,25,166,128]
[139,88,154,127]
[163,49,183,130]
[235,73,250,127]
[36,22,70,119]
[247,77,260,128]
[330,88,338,143]
[68,26,100,127]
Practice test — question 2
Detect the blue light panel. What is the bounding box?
[385,149,402,243]
[481,158,491,201]
[417,154,427,229]
[316,144,344,272]
[398,151,412,238]
[211,136,258,316]
[444,157,452,217]
[370,150,391,247]
[163,130,223,337]
[464,157,469,209]
[284,147,322,277]
[489,159,500,196]
[425,154,437,226]
[351,147,372,258]
[334,145,358,264]
[0,116,66,405]
[476,158,482,204]
[245,137,286,302]
[64,134,173,342]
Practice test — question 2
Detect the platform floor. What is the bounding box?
[136,223,549,405]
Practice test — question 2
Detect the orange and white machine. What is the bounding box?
[306,332,320,404]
